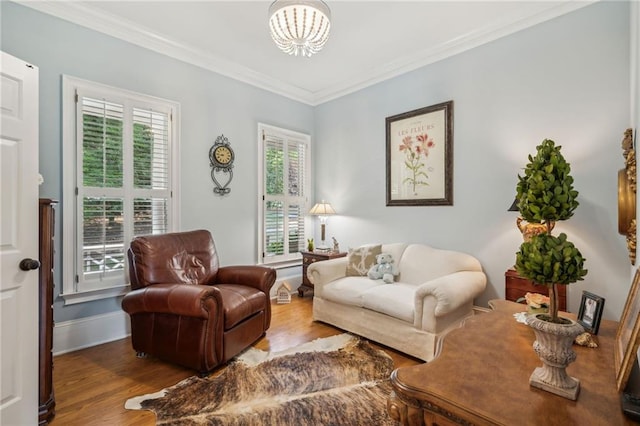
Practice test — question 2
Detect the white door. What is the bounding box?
[0,51,40,426]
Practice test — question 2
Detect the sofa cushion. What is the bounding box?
[345,244,382,276]
[322,276,384,307]
[361,283,416,323]
[397,244,482,285]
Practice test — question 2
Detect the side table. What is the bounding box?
[505,268,566,312]
[298,251,346,297]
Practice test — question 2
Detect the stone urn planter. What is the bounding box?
[526,313,585,400]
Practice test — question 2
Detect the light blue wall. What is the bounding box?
[1,2,314,323]
[1,1,633,324]
[314,1,631,320]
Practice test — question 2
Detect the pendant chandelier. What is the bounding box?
[268,0,331,58]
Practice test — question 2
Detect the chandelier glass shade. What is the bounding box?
[268,0,331,57]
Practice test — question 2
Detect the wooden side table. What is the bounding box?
[505,268,567,312]
[298,251,346,297]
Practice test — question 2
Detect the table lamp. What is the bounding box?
[309,200,336,251]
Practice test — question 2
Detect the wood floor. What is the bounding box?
[49,296,421,425]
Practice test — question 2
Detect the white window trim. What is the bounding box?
[61,75,181,304]
[257,123,311,267]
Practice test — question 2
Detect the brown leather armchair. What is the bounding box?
[121,229,276,374]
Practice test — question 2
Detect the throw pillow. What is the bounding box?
[345,244,382,276]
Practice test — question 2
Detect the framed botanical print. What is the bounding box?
[386,101,453,206]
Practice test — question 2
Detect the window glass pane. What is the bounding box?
[134,197,168,236]
[82,97,123,188]
[265,137,284,196]
[133,108,169,189]
[82,197,125,279]
[265,200,284,256]
[287,141,305,197]
[288,203,304,254]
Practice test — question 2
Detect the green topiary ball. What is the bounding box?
[516,139,579,224]
[515,233,588,286]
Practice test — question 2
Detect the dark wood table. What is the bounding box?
[505,268,566,312]
[298,251,346,297]
[388,299,637,425]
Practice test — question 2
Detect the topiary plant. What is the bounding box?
[514,139,588,323]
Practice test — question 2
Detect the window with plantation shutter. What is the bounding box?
[62,76,180,303]
[258,124,310,265]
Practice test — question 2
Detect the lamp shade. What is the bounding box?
[309,200,336,215]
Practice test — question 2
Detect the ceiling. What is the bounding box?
[20,1,594,105]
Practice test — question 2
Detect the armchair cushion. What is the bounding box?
[216,284,268,330]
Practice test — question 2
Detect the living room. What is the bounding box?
[1,0,639,423]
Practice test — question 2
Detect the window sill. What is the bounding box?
[60,285,130,305]
[260,259,302,269]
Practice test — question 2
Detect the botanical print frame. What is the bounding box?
[615,268,640,391]
[577,291,605,335]
[386,101,453,206]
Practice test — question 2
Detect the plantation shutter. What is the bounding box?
[132,107,170,236]
[76,92,172,291]
[261,126,309,264]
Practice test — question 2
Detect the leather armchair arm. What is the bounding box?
[122,283,223,319]
[214,265,276,293]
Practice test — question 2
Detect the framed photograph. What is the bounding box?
[577,291,604,335]
[385,101,453,206]
[615,269,640,391]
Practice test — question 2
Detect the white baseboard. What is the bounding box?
[53,310,131,356]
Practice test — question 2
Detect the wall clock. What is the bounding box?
[209,134,234,195]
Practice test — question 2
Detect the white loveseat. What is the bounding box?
[307,243,486,361]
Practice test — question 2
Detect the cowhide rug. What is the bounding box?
[125,334,396,425]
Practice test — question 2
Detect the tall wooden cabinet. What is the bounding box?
[39,199,56,425]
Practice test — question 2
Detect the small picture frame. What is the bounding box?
[577,291,605,335]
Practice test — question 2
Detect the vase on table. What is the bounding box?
[526,313,585,401]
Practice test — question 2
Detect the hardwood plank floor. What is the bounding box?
[50,296,421,425]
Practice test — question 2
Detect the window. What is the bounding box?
[258,124,310,265]
[62,76,180,304]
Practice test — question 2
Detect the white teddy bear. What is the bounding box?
[367,253,399,284]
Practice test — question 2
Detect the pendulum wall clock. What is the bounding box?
[209,134,235,195]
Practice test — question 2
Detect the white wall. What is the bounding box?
[314,1,631,320]
[0,1,634,353]
[1,2,313,324]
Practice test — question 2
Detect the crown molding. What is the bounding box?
[16,1,316,104]
[313,1,596,105]
[17,0,595,107]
